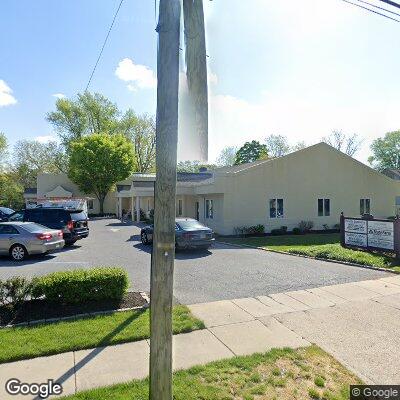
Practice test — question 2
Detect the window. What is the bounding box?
[0,225,19,235]
[318,199,330,216]
[269,198,284,218]
[177,199,183,216]
[205,199,213,219]
[360,198,371,215]
[87,200,94,210]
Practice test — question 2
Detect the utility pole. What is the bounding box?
[183,0,208,161]
[149,0,181,399]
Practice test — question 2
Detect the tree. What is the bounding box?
[265,134,291,157]
[292,141,307,151]
[12,139,68,188]
[0,132,8,169]
[322,130,362,156]
[120,111,156,172]
[0,173,24,209]
[46,92,120,146]
[234,140,268,165]
[215,146,237,167]
[68,134,135,213]
[177,160,216,172]
[368,130,400,171]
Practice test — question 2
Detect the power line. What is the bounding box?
[340,0,400,22]
[356,0,400,16]
[377,0,400,10]
[85,0,124,91]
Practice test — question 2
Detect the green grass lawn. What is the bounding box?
[0,305,204,364]
[222,233,400,271]
[63,346,362,400]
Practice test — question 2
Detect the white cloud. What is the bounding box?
[35,135,59,144]
[0,80,17,107]
[52,93,66,99]
[208,91,400,165]
[115,58,156,90]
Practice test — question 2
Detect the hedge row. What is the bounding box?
[32,267,129,304]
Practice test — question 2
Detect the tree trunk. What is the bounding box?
[149,1,181,399]
[99,195,105,215]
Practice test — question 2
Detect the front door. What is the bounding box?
[195,201,200,221]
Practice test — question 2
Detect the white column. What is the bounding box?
[118,197,122,218]
[136,196,140,222]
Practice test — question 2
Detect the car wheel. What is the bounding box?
[10,244,27,261]
[141,232,149,245]
[64,240,77,247]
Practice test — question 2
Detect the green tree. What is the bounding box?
[68,134,135,213]
[12,139,68,188]
[120,111,156,172]
[177,160,216,172]
[234,140,268,165]
[0,132,8,168]
[265,134,291,157]
[216,146,237,167]
[369,130,400,171]
[46,92,120,146]
[0,173,24,209]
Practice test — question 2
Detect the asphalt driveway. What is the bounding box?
[0,218,389,304]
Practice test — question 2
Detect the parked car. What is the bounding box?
[8,208,89,246]
[0,207,15,222]
[141,218,214,250]
[0,222,65,261]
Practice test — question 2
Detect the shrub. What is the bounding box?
[298,220,314,233]
[0,277,33,307]
[292,227,302,235]
[32,267,129,304]
[333,223,340,231]
[233,225,264,236]
[271,228,284,235]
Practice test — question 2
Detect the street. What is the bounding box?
[0,218,389,304]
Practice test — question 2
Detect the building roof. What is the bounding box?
[382,169,400,180]
[24,188,37,194]
[131,171,213,188]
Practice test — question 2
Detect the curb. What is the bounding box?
[216,241,400,275]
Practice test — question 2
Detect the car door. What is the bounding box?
[0,225,20,254]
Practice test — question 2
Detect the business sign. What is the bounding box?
[367,220,394,250]
[341,215,400,257]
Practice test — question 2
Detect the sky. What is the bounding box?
[1,0,400,164]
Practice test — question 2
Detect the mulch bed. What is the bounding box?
[0,291,147,326]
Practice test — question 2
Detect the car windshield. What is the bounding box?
[70,211,87,221]
[177,220,207,230]
[22,222,50,233]
[0,207,14,215]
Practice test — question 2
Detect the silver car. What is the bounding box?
[0,222,65,261]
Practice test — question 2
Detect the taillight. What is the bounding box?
[58,231,63,238]
[67,221,74,230]
[36,233,52,241]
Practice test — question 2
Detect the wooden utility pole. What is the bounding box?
[183,0,208,161]
[149,0,181,399]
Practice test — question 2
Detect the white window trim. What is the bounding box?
[269,198,284,219]
[317,198,330,217]
[360,198,371,215]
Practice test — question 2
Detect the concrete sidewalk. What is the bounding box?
[1,275,400,398]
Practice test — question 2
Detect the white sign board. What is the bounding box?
[345,219,367,234]
[345,232,367,247]
[367,220,394,250]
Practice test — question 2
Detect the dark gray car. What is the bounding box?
[141,218,214,250]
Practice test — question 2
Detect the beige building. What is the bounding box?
[25,143,400,235]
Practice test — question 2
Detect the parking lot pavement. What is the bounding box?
[0,218,389,304]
